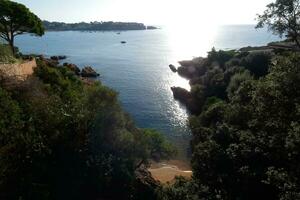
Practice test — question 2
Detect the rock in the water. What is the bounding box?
[58,55,67,60]
[171,87,192,101]
[171,87,200,114]
[50,55,67,61]
[81,66,100,77]
[169,64,177,73]
[63,63,80,75]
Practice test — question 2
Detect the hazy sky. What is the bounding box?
[14,0,273,26]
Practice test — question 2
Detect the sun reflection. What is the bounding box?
[171,74,191,91]
[165,24,218,92]
[166,24,217,61]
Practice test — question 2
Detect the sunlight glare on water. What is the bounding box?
[166,23,218,60]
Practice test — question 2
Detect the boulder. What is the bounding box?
[169,64,177,73]
[81,66,100,77]
[171,87,200,114]
[58,55,67,60]
[41,57,59,67]
[171,87,192,102]
[63,63,80,75]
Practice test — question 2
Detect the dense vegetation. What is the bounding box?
[0,59,175,200]
[43,20,157,31]
[164,48,300,199]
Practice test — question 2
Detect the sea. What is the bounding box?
[15,25,280,159]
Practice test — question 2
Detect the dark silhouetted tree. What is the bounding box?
[256,0,300,47]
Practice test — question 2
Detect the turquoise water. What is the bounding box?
[15,25,280,158]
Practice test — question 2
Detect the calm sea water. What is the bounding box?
[15,25,280,159]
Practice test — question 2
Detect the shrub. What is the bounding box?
[240,51,273,77]
[0,43,18,63]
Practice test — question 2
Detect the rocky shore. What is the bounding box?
[169,43,292,114]
[35,55,100,78]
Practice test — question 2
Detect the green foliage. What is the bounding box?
[256,0,300,47]
[176,49,277,115]
[140,129,177,163]
[0,86,22,137]
[226,70,253,98]
[0,43,18,63]
[159,177,208,200]
[0,60,175,200]
[207,48,236,68]
[240,51,273,77]
[173,48,299,197]
[0,0,44,53]
[170,51,300,199]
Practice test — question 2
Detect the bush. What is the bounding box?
[226,70,253,98]
[0,44,18,63]
[207,48,236,68]
[240,51,273,77]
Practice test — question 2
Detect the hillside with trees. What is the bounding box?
[0,1,172,199]
[165,48,300,199]
[43,20,157,31]
[0,55,176,200]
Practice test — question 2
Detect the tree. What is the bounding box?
[256,0,300,48]
[0,0,44,54]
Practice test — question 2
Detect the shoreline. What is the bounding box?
[149,160,192,183]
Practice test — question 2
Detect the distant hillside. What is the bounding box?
[43,20,157,31]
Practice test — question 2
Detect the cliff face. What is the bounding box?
[0,59,37,80]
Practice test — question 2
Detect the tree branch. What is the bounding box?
[13,31,25,37]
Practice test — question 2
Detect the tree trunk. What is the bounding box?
[291,29,300,49]
[8,36,15,55]
[135,159,146,170]
[294,37,300,49]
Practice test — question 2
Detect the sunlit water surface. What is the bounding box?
[15,25,280,159]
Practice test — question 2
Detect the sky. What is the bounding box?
[14,0,273,27]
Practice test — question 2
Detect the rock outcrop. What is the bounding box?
[63,63,80,75]
[50,55,67,61]
[171,87,200,114]
[169,64,177,73]
[81,66,100,77]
